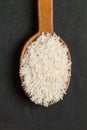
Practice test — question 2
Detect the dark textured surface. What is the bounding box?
[0,0,87,130]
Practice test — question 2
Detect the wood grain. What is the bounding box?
[38,0,54,33]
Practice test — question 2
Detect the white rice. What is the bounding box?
[20,32,71,107]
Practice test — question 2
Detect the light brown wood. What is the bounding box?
[38,0,53,33]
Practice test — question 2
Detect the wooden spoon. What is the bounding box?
[20,0,71,104]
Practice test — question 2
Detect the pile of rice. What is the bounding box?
[20,33,71,107]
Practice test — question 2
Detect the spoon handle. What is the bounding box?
[38,0,54,33]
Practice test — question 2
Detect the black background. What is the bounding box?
[0,0,87,130]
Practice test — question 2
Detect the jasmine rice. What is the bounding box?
[20,33,71,107]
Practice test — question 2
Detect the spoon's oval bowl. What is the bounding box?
[20,33,71,106]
